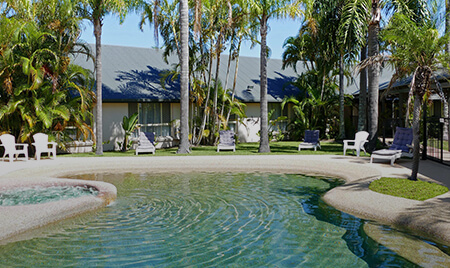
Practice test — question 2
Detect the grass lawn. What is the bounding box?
[369,177,449,201]
[59,141,348,157]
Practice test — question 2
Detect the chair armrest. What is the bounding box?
[343,140,355,146]
[406,144,413,152]
[15,143,29,149]
[358,140,368,147]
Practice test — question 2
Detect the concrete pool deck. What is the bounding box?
[0,154,449,247]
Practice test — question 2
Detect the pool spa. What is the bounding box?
[0,172,448,267]
[0,185,99,206]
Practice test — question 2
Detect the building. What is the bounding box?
[73,45,304,151]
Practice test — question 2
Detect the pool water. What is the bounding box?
[0,185,98,206]
[0,173,446,267]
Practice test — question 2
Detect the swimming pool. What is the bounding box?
[0,172,447,267]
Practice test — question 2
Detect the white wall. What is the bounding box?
[102,103,128,151]
[237,117,260,143]
[98,102,267,148]
[236,103,261,143]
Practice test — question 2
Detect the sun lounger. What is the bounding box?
[136,132,156,155]
[217,130,236,152]
[370,149,402,166]
[298,130,321,151]
[370,127,413,165]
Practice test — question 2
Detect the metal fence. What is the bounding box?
[423,117,450,166]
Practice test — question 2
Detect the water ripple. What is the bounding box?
[0,173,431,267]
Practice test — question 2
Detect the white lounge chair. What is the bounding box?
[371,127,413,165]
[32,133,57,160]
[217,130,236,152]
[136,132,156,155]
[0,134,29,162]
[370,149,402,166]
[298,130,321,151]
[343,131,369,157]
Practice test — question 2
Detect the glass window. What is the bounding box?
[138,103,171,137]
[268,103,287,132]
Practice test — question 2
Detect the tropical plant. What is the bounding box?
[0,1,94,145]
[120,112,138,151]
[282,71,340,140]
[380,11,449,180]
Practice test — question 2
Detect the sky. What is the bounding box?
[79,13,302,60]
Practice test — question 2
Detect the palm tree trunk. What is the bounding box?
[367,1,381,152]
[447,0,450,54]
[358,45,367,131]
[338,54,345,139]
[410,93,422,180]
[445,0,450,138]
[226,36,242,125]
[212,35,223,138]
[218,42,234,129]
[410,67,432,180]
[196,45,214,146]
[258,14,270,153]
[177,0,190,154]
[94,17,103,155]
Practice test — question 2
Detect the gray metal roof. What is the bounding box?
[73,44,304,103]
[347,66,396,96]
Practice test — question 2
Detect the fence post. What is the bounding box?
[440,118,444,163]
[422,106,427,160]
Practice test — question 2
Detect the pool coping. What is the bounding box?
[0,155,449,247]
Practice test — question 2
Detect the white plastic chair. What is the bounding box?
[32,133,57,160]
[343,131,369,157]
[0,134,29,162]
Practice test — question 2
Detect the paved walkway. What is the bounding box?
[0,155,449,251]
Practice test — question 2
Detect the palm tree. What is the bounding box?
[381,12,449,180]
[245,0,304,153]
[78,0,134,155]
[339,0,431,151]
[177,0,190,153]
